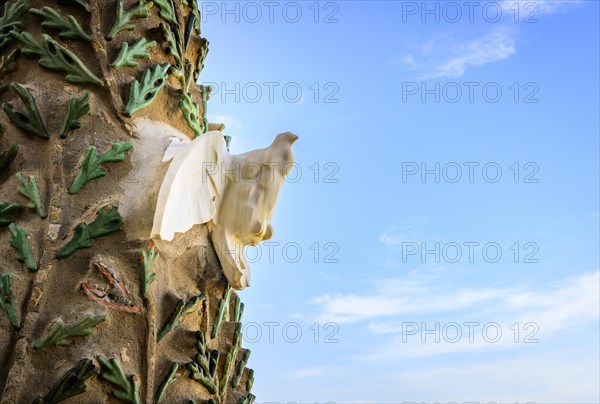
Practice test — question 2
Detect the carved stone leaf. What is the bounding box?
[186,331,219,394]
[140,241,158,298]
[12,32,104,86]
[32,359,99,404]
[59,91,90,139]
[96,356,141,404]
[0,49,20,93]
[106,0,152,40]
[238,394,256,404]
[0,144,18,174]
[153,0,176,24]
[111,38,156,68]
[160,22,182,69]
[0,0,27,52]
[180,91,202,138]
[70,142,133,193]
[30,6,91,41]
[157,294,204,342]
[124,63,169,117]
[16,171,47,218]
[32,314,108,350]
[1,82,50,138]
[8,222,37,272]
[153,363,179,404]
[57,205,123,258]
[0,201,20,226]
[0,272,20,328]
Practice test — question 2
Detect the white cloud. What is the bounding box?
[398,0,583,79]
[314,274,512,324]
[314,271,599,357]
[378,221,424,247]
[378,233,407,247]
[501,0,583,15]
[399,54,417,69]
[394,354,599,402]
[401,28,516,79]
[429,30,515,78]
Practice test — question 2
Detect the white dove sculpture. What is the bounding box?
[152,131,298,289]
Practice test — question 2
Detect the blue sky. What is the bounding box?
[200,1,599,401]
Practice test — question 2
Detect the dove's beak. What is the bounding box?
[278,132,298,144]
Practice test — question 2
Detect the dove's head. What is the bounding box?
[270,132,298,175]
[273,132,299,146]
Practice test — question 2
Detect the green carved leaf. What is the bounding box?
[30,6,91,41]
[97,356,141,404]
[0,272,20,328]
[211,287,232,338]
[161,22,180,64]
[59,91,89,139]
[0,49,20,94]
[186,331,219,394]
[199,84,210,135]
[32,358,99,404]
[233,293,244,322]
[111,37,156,68]
[12,32,104,86]
[70,141,133,193]
[32,314,108,350]
[157,294,204,342]
[194,37,209,81]
[1,82,49,138]
[238,394,256,404]
[183,11,196,51]
[140,241,158,298]
[56,223,92,259]
[246,368,254,392]
[180,91,201,138]
[0,0,27,52]
[16,172,47,218]
[57,205,123,259]
[190,0,201,33]
[86,204,123,238]
[106,0,153,40]
[8,222,37,271]
[0,144,18,174]
[160,21,182,71]
[11,29,44,54]
[153,0,176,24]
[231,349,250,388]
[219,323,241,396]
[124,63,169,117]
[0,201,20,226]
[153,363,179,404]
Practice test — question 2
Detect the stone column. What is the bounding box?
[0,1,258,402]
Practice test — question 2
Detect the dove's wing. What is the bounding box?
[152,131,228,241]
[162,137,188,162]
